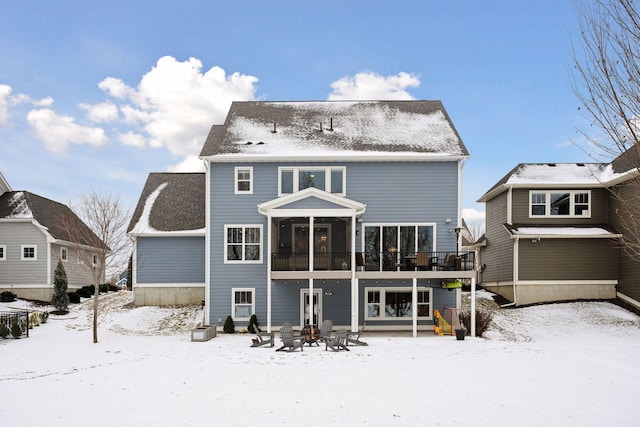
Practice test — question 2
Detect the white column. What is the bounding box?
[351,214,358,332]
[308,217,314,325]
[267,214,273,332]
[470,276,476,337]
[412,278,418,337]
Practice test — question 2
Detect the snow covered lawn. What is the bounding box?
[2,290,640,426]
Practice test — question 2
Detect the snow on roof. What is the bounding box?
[6,192,33,218]
[507,163,612,185]
[511,227,617,237]
[201,101,468,158]
[128,183,168,234]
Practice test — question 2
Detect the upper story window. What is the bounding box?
[0,245,5,260]
[235,167,253,194]
[22,245,37,261]
[60,247,68,262]
[279,166,345,196]
[225,225,263,263]
[529,190,591,217]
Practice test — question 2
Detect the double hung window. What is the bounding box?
[232,288,254,321]
[225,225,263,263]
[60,247,68,262]
[235,167,253,194]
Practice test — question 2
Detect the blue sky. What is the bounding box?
[0,1,592,226]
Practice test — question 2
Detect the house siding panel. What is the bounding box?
[480,191,513,284]
[208,160,462,326]
[50,243,96,288]
[511,188,609,224]
[609,179,640,303]
[136,236,205,283]
[0,222,48,285]
[518,239,617,280]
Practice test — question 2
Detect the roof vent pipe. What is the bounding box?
[271,123,277,133]
[329,117,334,131]
[319,122,323,132]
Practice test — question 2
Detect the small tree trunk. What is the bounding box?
[93,280,99,343]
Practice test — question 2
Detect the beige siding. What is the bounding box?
[511,188,609,225]
[518,238,618,281]
[609,179,640,303]
[480,191,513,283]
[51,243,96,289]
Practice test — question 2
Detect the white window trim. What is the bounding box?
[0,245,6,261]
[234,166,253,194]
[364,286,433,321]
[278,166,346,196]
[60,247,68,262]
[224,225,263,264]
[231,288,255,321]
[529,190,591,218]
[21,245,37,261]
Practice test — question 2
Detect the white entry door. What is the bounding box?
[301,289,322,326]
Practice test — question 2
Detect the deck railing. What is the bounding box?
[270,251,475,272]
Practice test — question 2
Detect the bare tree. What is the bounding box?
[61,191,131,343]
[572,0,640,260]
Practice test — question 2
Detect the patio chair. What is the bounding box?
[318,319,333,343]
[276,325,305,352]
[414,252,429,270]
[250,327,275,348]
[438,254,457,270]
[325,329,350,352]
[346,322,368,346]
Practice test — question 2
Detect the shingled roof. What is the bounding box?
[128,173,205,234]
[0,191,107,249]
[199,100,468,158]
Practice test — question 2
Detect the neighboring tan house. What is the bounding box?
[0,178,107,301]
[197,100,476,334]
[127,173,205,306]
[477,150,640,308]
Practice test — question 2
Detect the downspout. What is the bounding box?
[203,160,211,325]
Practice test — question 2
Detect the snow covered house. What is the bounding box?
[0,175,107,301]
[197,100,476,334]
[477,150,640,308]
[127,173,206,306]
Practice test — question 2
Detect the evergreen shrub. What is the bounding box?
[10,318,22,338]
[0,323,9,338]
[248,314,260,333]
[0,291,17,302]
[67,292,81,304]
[51,260,70,312]
[223,315,235,333]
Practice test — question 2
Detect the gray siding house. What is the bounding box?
[127,173,206,306]
[0,178,106,300]
[477,153,640,308]
[198,100,476,335]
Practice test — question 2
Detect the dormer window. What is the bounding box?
[279,166,345,196]
[529,190,591,217]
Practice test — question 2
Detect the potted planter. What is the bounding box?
[455,328,467,340]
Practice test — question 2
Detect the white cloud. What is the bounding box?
[80,101,119,123]
[328,71,420,101]
[118,131,147,148]
[26,108,108,153]
[167,155,206,172]
[462,208,485,222]
[99,56,258,157]
[0,84,11,125]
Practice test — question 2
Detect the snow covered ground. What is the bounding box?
[2,290,640,427]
